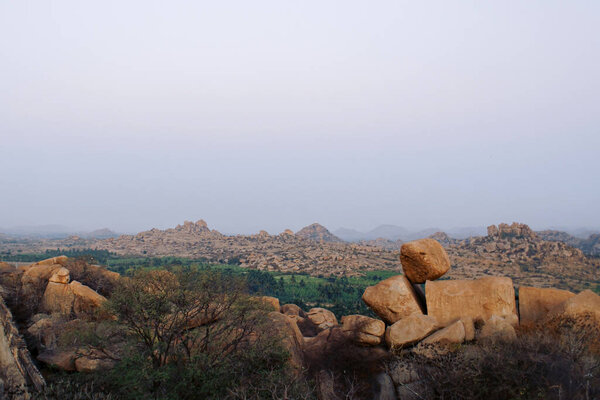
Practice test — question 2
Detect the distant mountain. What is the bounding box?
[1,224,77,238]
[333,227,365,242]
[334,225,409,242]
[296,223,343,243]
[335,225,448,242]
[537,230,600,257]
[82,228,120,239]
[0,225,120,240]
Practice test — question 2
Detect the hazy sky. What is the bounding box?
[1,1,599,234]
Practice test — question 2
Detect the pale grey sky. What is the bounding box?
[1,1,599,234]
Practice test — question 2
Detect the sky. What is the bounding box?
[1,1,599,234]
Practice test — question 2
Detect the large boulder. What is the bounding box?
[385,314,438,348]
[257,296,280,311]
[21,258,67,294]
[400,239,451,284]
[519,286,575,325]
[340,315,385,346]
[307,307,338,330]
[362,275,424,324]
[42,281,75,315]
[0,262,15,274]
[74,350,117,373]
[267,312,304,369]
[421,319,465,345]
[426,277,517,326]
[281,303,307,318]
[41,268,107,317]
[70,281,107,316]
[37,349,77,371]
[549,290,600,321]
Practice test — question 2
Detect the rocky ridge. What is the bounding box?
[79,221,399,276]
[441,223,599,291]
[295,223,343,243]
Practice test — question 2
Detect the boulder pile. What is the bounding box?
[268,237,600,369]
[0,256,118,378]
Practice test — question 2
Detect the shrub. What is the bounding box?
[403,315,600,400]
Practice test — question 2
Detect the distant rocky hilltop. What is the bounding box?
[1,220,598,291]
[84,220,399,276]
[295,223,342,243]
[537,230,600,257]
[442,222,599,291]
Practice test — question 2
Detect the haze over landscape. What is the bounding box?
[2,2,600,399]
[1,1,599,235]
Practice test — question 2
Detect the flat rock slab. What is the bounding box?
[385,314,438,348]
[519,286,575,325]
[550,290,600,321]
[426,276,517,327]
[421,319,465,345]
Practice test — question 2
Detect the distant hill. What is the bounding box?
[82,228,120,239]
[295,223,343,243]
[537,230,600,257]
[334,224,474,242]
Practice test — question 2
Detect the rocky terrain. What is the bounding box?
[295,223,343,243]
[1,221,598,290]
[0,241,598,399]
[537,230,600,257]
[440,223,599,291]
[83,221,398,276]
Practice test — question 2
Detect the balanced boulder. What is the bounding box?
[400,239,450,284]
[385,314,437,348]
[341,315,385,346]
[519,286,575,325]
[426,276,517,326]
[362,275,424,324]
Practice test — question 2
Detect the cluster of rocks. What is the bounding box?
[538,230,600,257]
[86,221,400,276]
[441,223,599,291]
[262,237,600,399]
[0,256,120,388]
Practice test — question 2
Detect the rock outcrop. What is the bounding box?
[385,314,437,348]
[296,223,343,243]
[307,308,338,330]
[400,239,451,284]
[0,294,45,397]
[340,315,385,346]
[426,276,517,326]
[549,290,600,322]
[421,319,465,345]
[518,286,575,324]
[41,268,107,317]
[362,275,424,324]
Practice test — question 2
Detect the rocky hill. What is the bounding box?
[443,223,599,291]
[537,230,600,257]
[82,220,398,276]
[295,223,343,243]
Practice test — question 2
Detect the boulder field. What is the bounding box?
[267,238,600,375]
[1,243,599,398]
